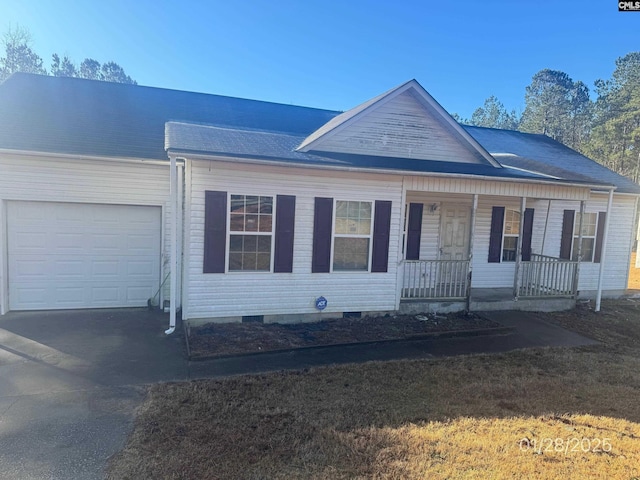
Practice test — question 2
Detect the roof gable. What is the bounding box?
[296,80,501,167]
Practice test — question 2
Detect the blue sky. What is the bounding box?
[0,0,637,118]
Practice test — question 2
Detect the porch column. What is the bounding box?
[395,178,408,310]
[466,194,478,311]
[513,197,527,299]
[573,200,585,297]
[595,188,615,312]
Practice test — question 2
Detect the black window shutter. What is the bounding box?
[521,208,534,261]
[560,209,575,260]
[488,206,505,263]
[274,195,296,273]
[594,211,607,263]
[312,197,333,273]
[406,203,423,260]
[203,191,227,273]
[371,200,392,272]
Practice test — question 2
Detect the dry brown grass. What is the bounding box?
[108,302,640,479]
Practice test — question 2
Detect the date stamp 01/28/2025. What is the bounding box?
[519,437,612,455]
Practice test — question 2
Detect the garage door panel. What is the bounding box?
[8,201,161,310]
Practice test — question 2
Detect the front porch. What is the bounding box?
[400,257,578,314]
[397,183,604,313]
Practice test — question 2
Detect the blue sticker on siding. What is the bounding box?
[315,296,327,311]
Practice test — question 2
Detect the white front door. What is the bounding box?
[439,204,470,260]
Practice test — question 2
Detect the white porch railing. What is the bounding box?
[519,253,577,297]
[402,259,470,299]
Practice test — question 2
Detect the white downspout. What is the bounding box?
[166,155,178,334]
[595,188,615,312]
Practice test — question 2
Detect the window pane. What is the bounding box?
[504,210,520,235]
[360,202,371,219]
[260,196,273,214]
[502,236,517,262]
[230,195,244,213]
[244,214,259,232]
[335,218,348,235]
[242,252,257,270]
[346,220,359,234]
[347,201,360,219]
[572,238,595,261]
[229,235,243,252]
[582,238,595,262]
[229,252,242,270]
[230,214,244,232]
[333,237,369,271]
[336,201,348,217]
[256,253,271,270]
[258,214,272,232]
[245,196,259,213]
[243,235,257,252]
[357,219,371,235]
[257,236,271,253]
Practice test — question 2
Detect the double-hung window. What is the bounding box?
[332,200,372,271]
[228,195,273,271]
[571,212,597,261]
[502,209,520,262]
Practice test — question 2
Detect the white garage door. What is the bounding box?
[8,201,161,310]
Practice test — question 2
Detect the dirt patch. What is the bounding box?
[187,312,503,359]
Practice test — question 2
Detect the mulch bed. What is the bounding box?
[186,311,504,359]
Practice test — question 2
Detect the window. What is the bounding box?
[502,209,520,262]
[571,212,597,261]
[228,195,273,271]
[204,191,295,274]
[333,200,372,271]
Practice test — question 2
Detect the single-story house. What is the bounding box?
[0,73,638,331]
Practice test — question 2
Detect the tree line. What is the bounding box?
[0,26,136,85]
[456,53,640,183]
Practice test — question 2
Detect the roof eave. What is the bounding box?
[167,147,615,192]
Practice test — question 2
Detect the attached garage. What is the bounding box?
[7,201,162,310]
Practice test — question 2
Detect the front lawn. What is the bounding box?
[108,301,640,479]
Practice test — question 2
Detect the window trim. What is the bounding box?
[226,193,276,273]
[570,211,598,262]
[330,199,374,273]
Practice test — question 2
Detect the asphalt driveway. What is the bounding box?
[0,308,186,480]
[0,307,597,479]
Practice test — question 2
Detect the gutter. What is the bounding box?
[0,147,184,166]
[165,155,184,335]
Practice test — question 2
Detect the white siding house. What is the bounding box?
[0,73,638,326]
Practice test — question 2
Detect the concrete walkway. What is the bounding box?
[0,308,597,479]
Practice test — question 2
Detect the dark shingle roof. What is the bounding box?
[0,73,338,160]
[1,73,638,193]
[165,122,600,184]
[464,126,640,194]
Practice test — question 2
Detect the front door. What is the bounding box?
[439,204,470,260]
[438,204,471,296]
